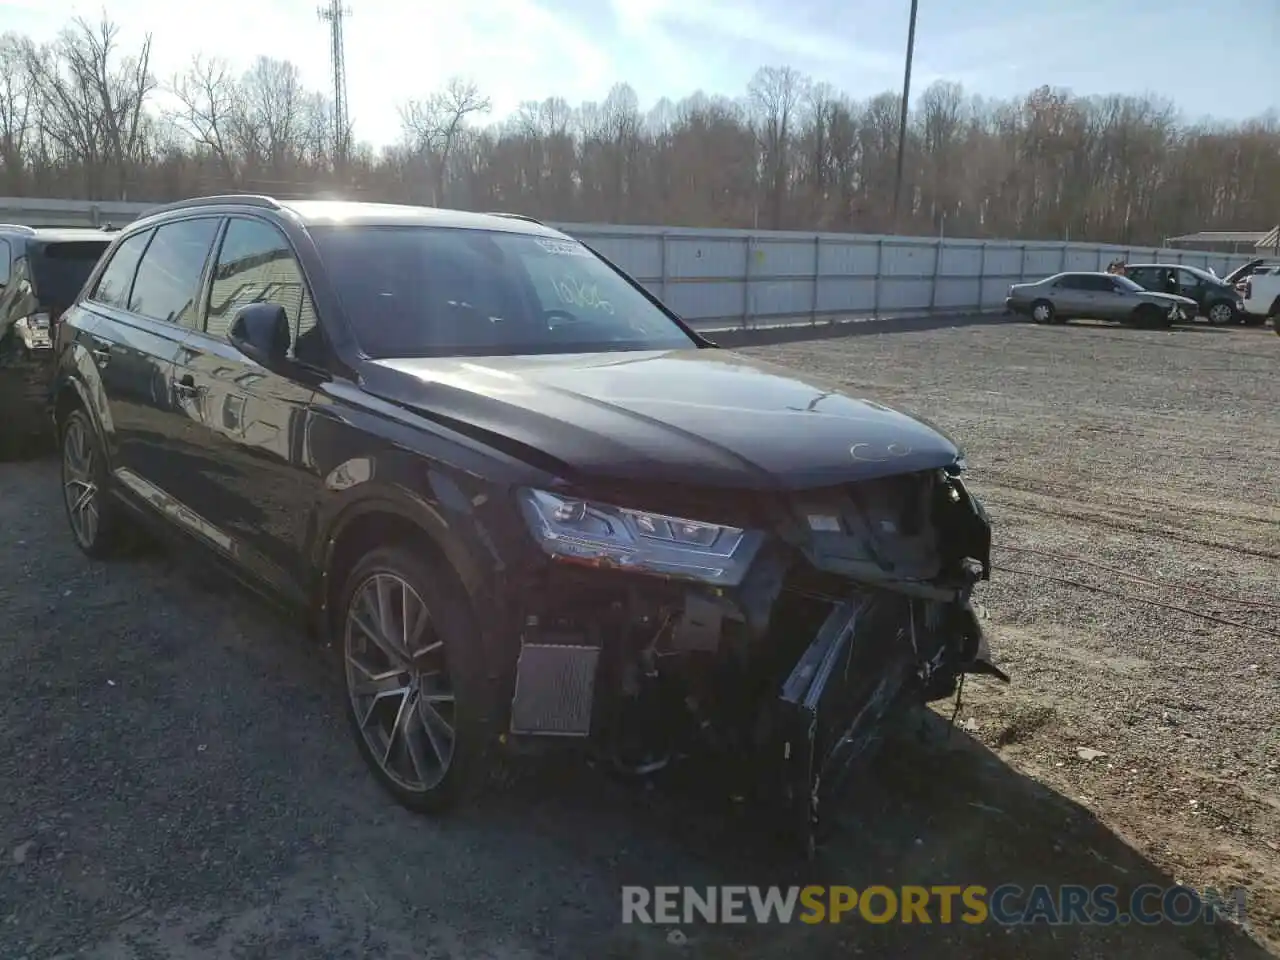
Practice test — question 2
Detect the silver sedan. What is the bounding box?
[1005,272,1198,328]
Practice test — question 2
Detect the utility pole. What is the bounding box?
[318,0,352,175]
[891,0,919,231]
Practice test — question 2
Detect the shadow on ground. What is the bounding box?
[456,709,1269,959]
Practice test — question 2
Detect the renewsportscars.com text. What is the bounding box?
[621,884,1248,927]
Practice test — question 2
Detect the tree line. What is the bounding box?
[1,14,1276,244]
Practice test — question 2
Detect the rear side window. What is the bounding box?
[128,218,221,327]
[91,230,152,309]
[206,218,319,359]
[0,238,10,286]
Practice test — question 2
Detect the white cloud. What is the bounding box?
[610,0,901,74]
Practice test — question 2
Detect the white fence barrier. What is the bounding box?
[0,196,1249,330]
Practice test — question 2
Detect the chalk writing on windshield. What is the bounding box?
[552,275,615,314]
[535,238,592,257]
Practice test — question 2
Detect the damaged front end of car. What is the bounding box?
[503,459,1005,854]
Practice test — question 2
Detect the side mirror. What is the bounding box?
[229,302,291,368]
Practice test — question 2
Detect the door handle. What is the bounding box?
[171,373,198,397]
[90,338,111,365]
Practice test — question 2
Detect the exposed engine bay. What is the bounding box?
[507,462,1005,854]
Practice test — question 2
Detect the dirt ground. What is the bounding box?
[1,315,1276,959]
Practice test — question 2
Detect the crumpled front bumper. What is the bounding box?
[767,592,1005,851]
[499,464,1004,851]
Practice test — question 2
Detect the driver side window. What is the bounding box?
[207,217,325,364]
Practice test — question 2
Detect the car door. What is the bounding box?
[80,219,221,505]
[1052,275,1094,317]
[1175,268,1207,311]
[169,215,327,603]
[1091,275,1134,320]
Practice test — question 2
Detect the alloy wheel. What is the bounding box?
[344,572,456,792]
[1208,302,1233,325]
[62,417,100,549]
[1032,303,1051,323]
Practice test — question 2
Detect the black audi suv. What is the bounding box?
[50,195,1001,852]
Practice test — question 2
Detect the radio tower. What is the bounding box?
[318,0,351,172]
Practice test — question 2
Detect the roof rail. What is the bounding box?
[486,211,544,225]
[140,194,282,218]
[0,223,37,235]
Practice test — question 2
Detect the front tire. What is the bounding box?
[337,545,487,814]
[60,408,126,559]
[1030,299,1055,324]
[1206,300,1237,326]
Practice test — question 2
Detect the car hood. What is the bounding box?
[362,349,963,490]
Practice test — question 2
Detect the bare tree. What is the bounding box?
[27,15,154,199]
[399,77,491,205]
[168,54,239,183]
[1,11,1277,243]
[0,33,35,192]
[747,65,808,229]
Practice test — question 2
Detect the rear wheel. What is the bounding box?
[337,545,487,814]
[1030,300,1055,324]
[60,409,127,559]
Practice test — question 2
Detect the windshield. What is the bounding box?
[310,226,697,358]
[32,241,110,308]
[1179,264,1217,284]
[1113,275,1144,292]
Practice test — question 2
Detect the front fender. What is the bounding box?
[314,480,490,603]
[311,470,527,694]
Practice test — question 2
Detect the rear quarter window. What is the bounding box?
[127,218,221,326]
[91,230,153,309]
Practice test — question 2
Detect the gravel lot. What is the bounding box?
[1,315,1277,959]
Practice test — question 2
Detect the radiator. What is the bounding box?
[508,643,600,736]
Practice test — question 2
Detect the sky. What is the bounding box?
[1,0,1276,148]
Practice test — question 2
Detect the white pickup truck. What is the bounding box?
[1228,258,1280,332]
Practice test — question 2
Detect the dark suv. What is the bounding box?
[50,195,1000,851]
[0,225,115,451]
[1123,263,1249,325]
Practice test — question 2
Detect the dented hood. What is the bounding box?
[364,349,962,490]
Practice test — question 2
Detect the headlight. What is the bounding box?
[518,488,764,586]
